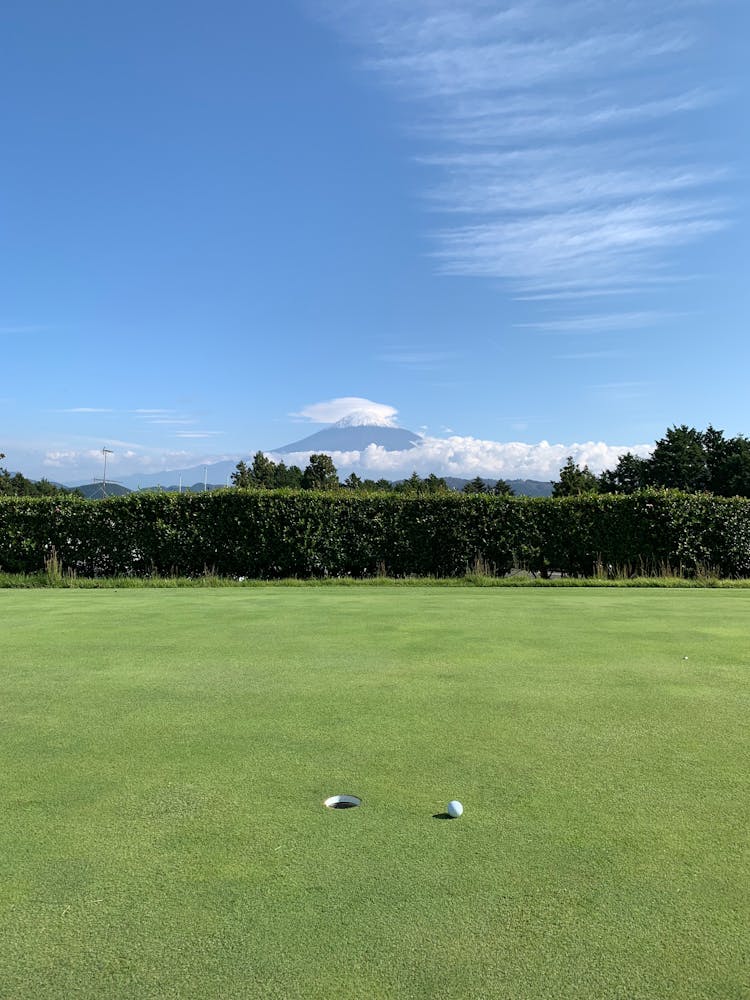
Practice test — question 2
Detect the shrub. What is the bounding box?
[1,489,749,578]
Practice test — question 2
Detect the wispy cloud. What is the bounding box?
[0,324,48,335]
[589,380,653,400]
[432,200,725,287]
[43,446,141,468]
[59,407,114,413]
[175,431,223,439]
[514,275,699,301]
[148,418,199,426]
[316,0,730,296]
[590,381,652,391]
[41,448,195,474]
[422,150,728,214]
[376,349,457,370]
[133,408,202,427]
[555,349,625,360]
[515,311,674,333]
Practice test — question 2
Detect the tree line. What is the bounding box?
[554,425,750,497]
[234,424,750,500]
[232,451,514,495]
[0,454,78,498]
[4,423,747,500]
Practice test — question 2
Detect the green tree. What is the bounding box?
[423,473,449,494]
[274,461,303,489]
[463,476,488,494]
[396,471,425,495]
[302,453,339,490]
[232,451,279,489]
[0,453,76,497]
[343,472,363,490]
[598,452,649,494]
[552,457,599,497]
[649,425,708,492]
[361,478,393,492]
[250,450,277,488]
[493,478,514,496]
[704,427,750,497]
[231,460,252,488]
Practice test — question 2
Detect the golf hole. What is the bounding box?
[324,794,361,810]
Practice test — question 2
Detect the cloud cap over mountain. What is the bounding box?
[291,397,399,427]
[276,397,419,453]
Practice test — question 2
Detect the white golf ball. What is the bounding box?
[447,800,463,818]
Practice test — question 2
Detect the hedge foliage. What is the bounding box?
[1,489,750,579]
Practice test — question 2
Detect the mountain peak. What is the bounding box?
[332,409,398,429]
[273,420,419,455]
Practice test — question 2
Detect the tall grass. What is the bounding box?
[1,571,748,589]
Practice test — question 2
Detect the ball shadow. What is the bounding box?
[432,812,452,820]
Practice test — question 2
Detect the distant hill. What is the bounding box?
[434,478,553,497]
[76,481,234,498]
[137,483,225,494]
[81,463,239,492]
[76,482,132,499]
[71,476,552,498]
[507,479,553,497]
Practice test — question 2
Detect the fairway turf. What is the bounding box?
[1,589,748,999]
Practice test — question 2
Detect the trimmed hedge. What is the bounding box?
[1,489,749,579]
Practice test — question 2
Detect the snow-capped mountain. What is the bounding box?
[272,414,420,455]
[329,409,397,428]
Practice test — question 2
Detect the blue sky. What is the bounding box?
[2,0,747,482]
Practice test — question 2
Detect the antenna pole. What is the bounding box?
[101,448,113,498]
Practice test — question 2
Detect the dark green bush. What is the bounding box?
[1,489,749,578]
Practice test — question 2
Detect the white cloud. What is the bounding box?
[315,0,730,295]
[271,435,652,480]
[175,431,223,439]
[423,152,727,215]
[148,418,198,425]
[39,447,216,479]
[34,427,652,482]
[43,447,139,468]
[431,199,726,289]
[0,324,48,335]
[515,311,672,333]
[292,396,399,425]
[43,450,102,468]
[133,408,201,427]
[375,349,458,372]
[59,407,114,413]
[421,88,719,145]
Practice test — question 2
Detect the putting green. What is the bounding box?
[1,588,748,999]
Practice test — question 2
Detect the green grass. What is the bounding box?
[1,589,748,999]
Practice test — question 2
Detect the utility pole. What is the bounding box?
[101,448,113,498]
